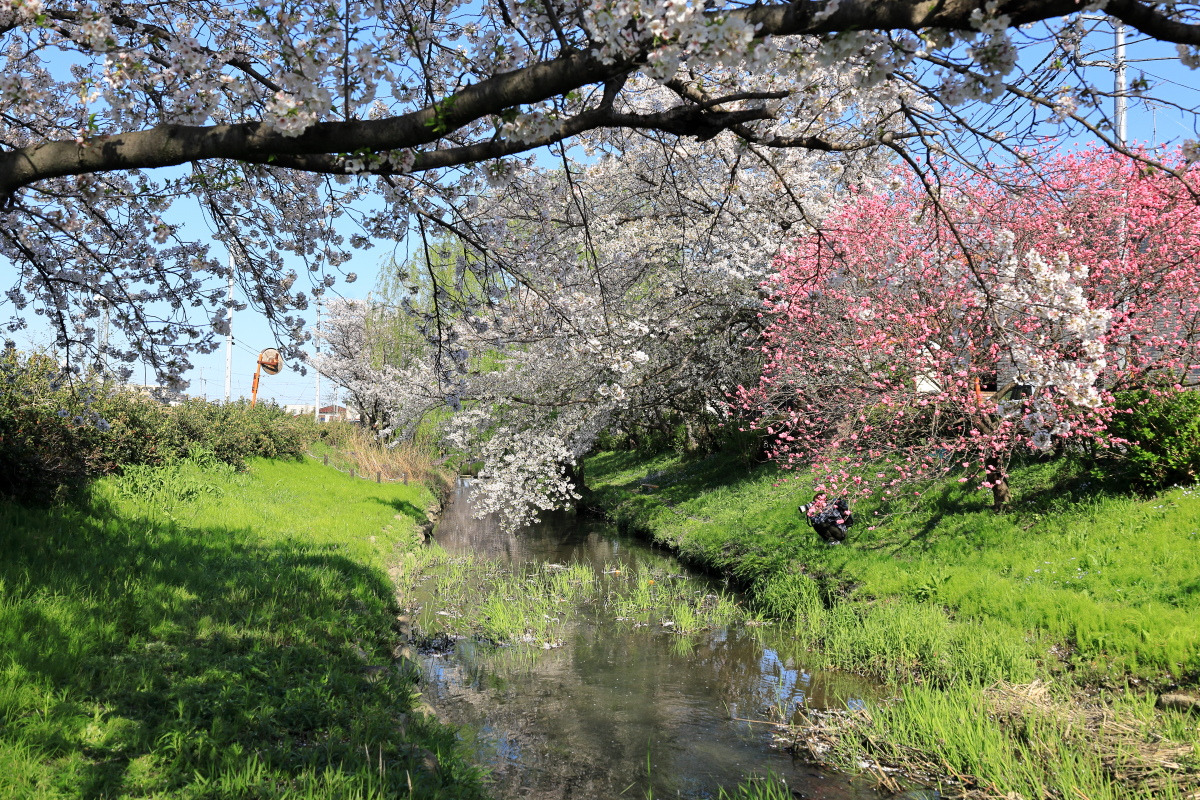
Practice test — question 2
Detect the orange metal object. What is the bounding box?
[250,348,281,407]
[250,361,263,407]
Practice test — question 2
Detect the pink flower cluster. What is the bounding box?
[738,146,1200,505]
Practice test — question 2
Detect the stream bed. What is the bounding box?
[410,480,883,799]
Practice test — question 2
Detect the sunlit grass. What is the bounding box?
[588,450,1200,681]
[814,682,1200,800]
[586,449,1200,799]
[0,458,484,799]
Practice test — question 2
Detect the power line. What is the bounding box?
[1132,67,1200,98]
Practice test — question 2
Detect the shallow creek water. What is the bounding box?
[414,480,881,799]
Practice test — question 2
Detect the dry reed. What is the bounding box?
[318,423,454,498]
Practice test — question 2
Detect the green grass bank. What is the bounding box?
[585,450,1200,798]
[0,455,483,799]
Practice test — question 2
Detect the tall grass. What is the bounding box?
[314,423,452,498]
[397,546,745,649]
[715,774,801,800]
[819,682,1200,800]
[0,458,484,799]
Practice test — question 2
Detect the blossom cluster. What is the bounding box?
[740,146,1200,505]
[446,415,582,530]
[308,298,443,436]
[990,234,1112,410]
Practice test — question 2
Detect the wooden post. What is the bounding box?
[323,455,329,466]
[402,473,408,485]
[350,468,356,479]
[376,471,381,483]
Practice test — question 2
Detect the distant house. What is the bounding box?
[126,383,185,406]
[320,404,360,423]
[284,403,360,423]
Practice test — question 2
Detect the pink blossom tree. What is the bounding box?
[738,147,1200,511]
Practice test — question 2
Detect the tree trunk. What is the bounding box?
[563,460,584,510]
[988,468,1011,511]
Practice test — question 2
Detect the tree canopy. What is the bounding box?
[4,0,1200,378]
[6,0,1200,523]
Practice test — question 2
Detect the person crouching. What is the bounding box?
[798,495,853,545]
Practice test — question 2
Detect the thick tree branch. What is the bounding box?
[4,0,1200,202]
[0,48,629,202]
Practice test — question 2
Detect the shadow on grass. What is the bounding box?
[843,453,1133,558]
[0,494,485,800]
[377,495,429,526]
[589,448,1141,569]
[590,449,777,508]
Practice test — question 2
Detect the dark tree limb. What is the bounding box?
[4,0,1200,202]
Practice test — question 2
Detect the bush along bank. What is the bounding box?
[0,348,320,505]
[0,455,485,800]
[585,449,1200,799]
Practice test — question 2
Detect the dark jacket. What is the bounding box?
[799,497,852,543]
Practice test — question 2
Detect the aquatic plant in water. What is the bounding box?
[398,546,745,653]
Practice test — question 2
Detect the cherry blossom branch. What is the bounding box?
[6,0,1200,204]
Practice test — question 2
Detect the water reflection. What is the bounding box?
[422,481,879,799]
[434,480,650,570]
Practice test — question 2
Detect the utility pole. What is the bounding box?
[1113,19,1129,266]
[95,295,109,377]
[1114,20,1127,146]
[224,251,235,403]
[314,295,322,423]
[1079,17,1129,146]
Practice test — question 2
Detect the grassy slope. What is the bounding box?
[586,450,1200,800]
[587,450,1200,682]
[0,457,482,800]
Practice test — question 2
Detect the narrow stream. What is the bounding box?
[415,480,882,799]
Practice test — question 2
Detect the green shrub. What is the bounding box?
[0,348,320,504]
[1105,388,1200,490]
[162,398,320,465]
[0,350,104,502]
